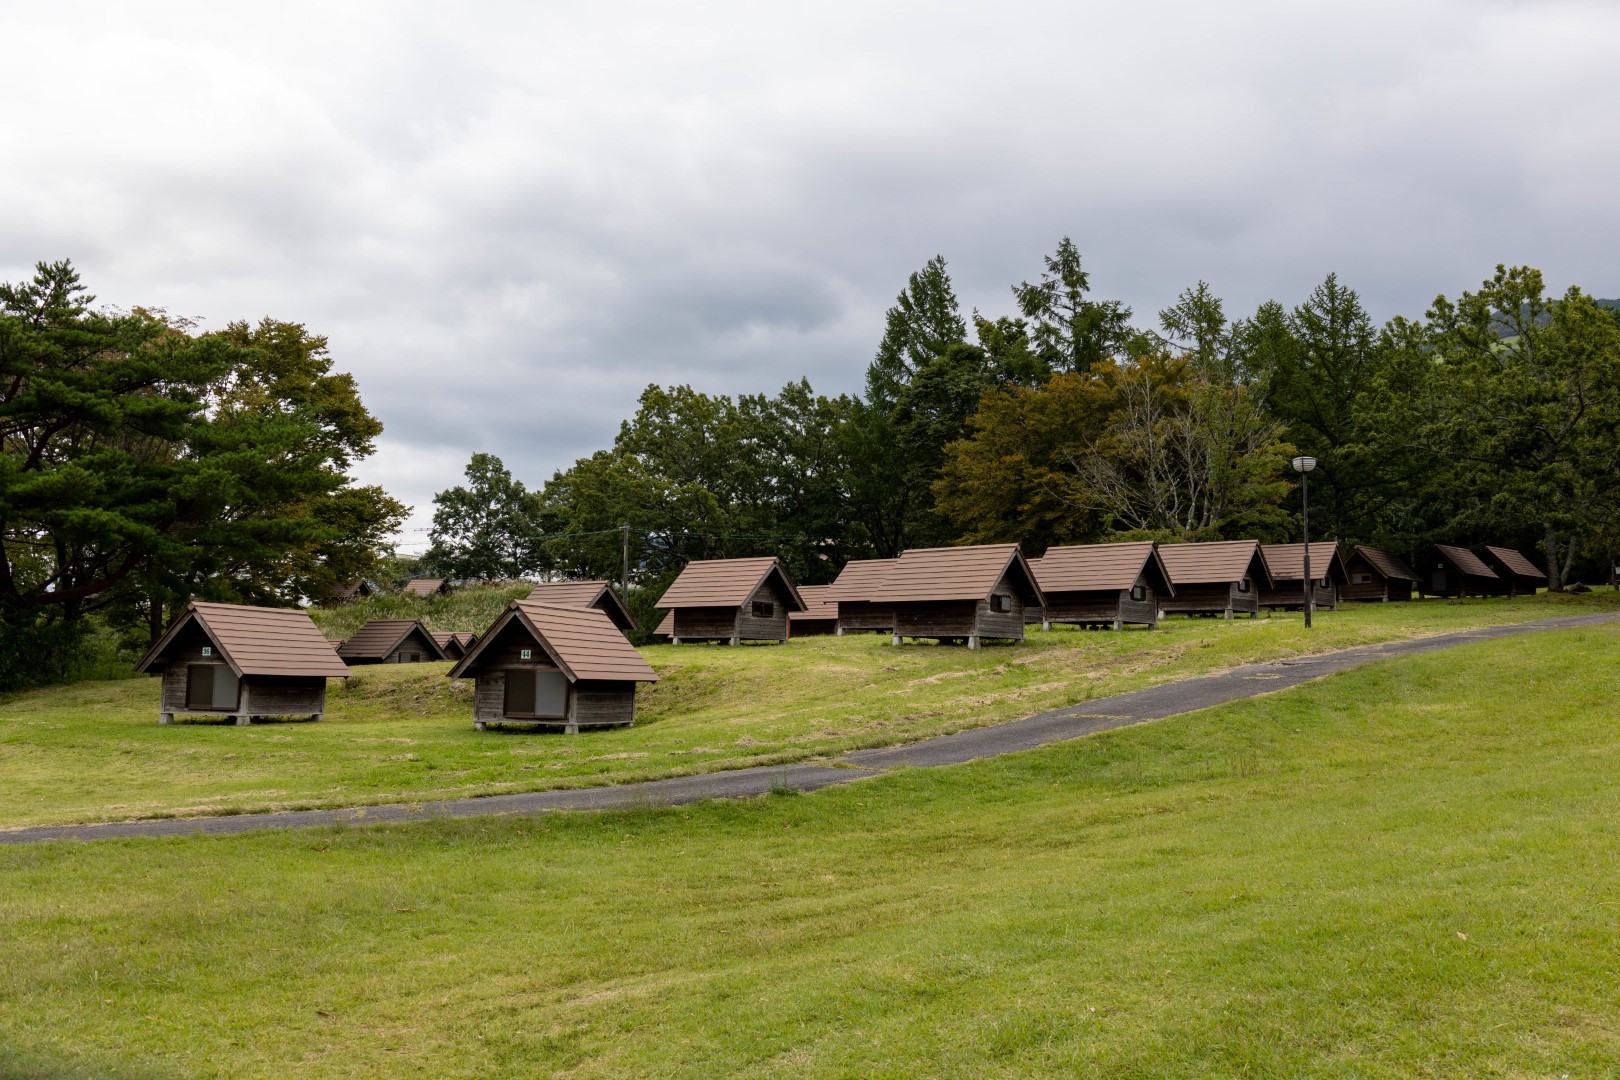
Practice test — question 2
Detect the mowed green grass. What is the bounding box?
[2,624,1618,1077]
[1,592,1616,828]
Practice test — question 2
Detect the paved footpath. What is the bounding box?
[4,612,1613,845]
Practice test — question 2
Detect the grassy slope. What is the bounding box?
[1,591,1617,828]
[2,623,1618,1077]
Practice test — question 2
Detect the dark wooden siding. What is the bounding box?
[893,600,979,639]
[672,606,740,641]
[240,677,326,716]
[1042,582,1158,627]
[385,627,441,663]
[735,577,790,642]
[1160,580,1259,616]
[836,601,894,632]
[569,681,637,726]
[974,582,1026,640]
[1260,580,1339,611]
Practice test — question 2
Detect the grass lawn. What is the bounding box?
[1,621,1618,1076]
[1,591,1617,828]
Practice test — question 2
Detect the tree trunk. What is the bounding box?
[1543,523,1565,591]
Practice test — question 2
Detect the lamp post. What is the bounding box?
[1292,456,1318,628]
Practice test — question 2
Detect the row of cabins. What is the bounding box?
[134,539,1545,731]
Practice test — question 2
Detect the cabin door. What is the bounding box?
[1431,569,1448,592]
[187,665,239,710]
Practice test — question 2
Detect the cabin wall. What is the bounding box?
[1261,579,1339,611]
[789,617,837,637]
[569,681,637,726]
[893,600,979,639]
[1044,582,1159,627]
[1342,559,1390,601]
[385,627,441,663]
[1162,581,1256,615]
[156,626,235,713]
[735,578,791,642]
[973,579,1026,640]
[836,601,894,632]
[672,606,741,641]
[240,677,327,716]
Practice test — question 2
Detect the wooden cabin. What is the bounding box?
[826,558,898,635]
[874,544,1043,649]
[655,557,804,645]
[1342,545,1419,602]
[1421,545,1502,598]
[328,580,375,604]
[338,619,448,664]
[1033,542,1173,630]
[526,580,636,633]
[1157,541,1272,619]
[135,601,351,726]
[788,585,839,637]
[1260,542,1348,612]
[1476,546,1547,596]
[432,631,478,660]
[448,601,658,732]
[402,578,449,598]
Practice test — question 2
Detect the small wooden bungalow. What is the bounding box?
[1421,545,1503,598]
[826,558,898,635]
[1023,557,1045,626]
[432,631,478,660]
[655,557,804,645]
[788,585,839,637]
[1260,542,1348,612]
[1476,546,1547,596]
[526,580,636,634]
[338,619,448,664]
[328,580,375,604]
[402,578,449,598]
[1343,545,1419,602]
[1157,541,1272,619]
[135,601,351,725]
[874,544,1043,649]
[449,601,658,732]
[1033,542,1173,630]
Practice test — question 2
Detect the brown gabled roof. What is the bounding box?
[1035,541,1174,596]
[872,544,1042,604]
[526,580,636,632]
[402,578,444,597]
[1261,542,1346,582]
[1158,541,1273,588]
[1479,545,1546,581]
[1352,545,1419,582]
[431,631,479,658]
[449,602,657,683]
[328,580,372,602]
[1435,544,1499,579]
[338,619,448,661]
[789,585,839,622]
[135,602,352,679]
[825,558,898,601]
[654,611,673,637]
[655,557,805,611]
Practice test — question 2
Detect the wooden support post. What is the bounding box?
[836,626,845,636]
[1113,617,1123,631]
[1224,607,1233,621]
[159,713,174,726]
[729,634,740,646]
[564,722,580,735]
[234,715,251,726]
[891,633,902,646]
[1041,619,1051,631]
[967,635,980,651]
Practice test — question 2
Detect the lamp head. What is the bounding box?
[1291,455,1318,474]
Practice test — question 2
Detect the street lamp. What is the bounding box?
[1292,455,1318,628]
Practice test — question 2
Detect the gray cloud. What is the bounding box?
[5,0,1618,552]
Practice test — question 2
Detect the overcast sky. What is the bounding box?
[5,0,1617,551]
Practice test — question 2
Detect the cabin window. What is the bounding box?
[752,601,775,618]
[186,665,238,710]
[990,594,1012,613]
[1352,573,1370,584]
[1237,577,1252,593]
[503,670,568,718]
[1130,584,1147,602]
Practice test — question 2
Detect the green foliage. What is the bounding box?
[1012,236,1137,372]
[425,453,553,581]
[0,261,403,688]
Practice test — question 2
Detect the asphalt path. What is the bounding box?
[4,611,1612,845]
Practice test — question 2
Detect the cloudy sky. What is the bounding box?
[5,0,1617,551]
